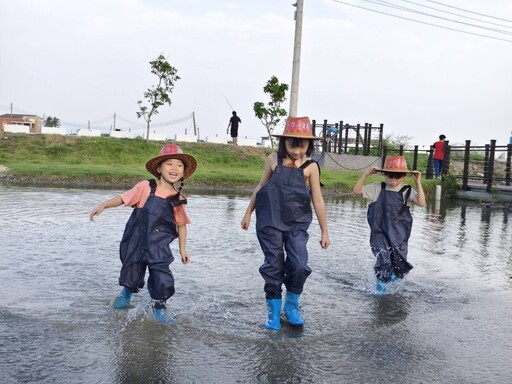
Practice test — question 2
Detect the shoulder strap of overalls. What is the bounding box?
[300,159,324,188]
[398,185,412,214]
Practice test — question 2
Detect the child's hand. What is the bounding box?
[319,233,330,249]
[367,167,378,177]
[411,170,422,183]
[241,214,251,230]
[181,250,190,265]
[89,206,104,221]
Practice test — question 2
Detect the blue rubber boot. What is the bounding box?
[113,288,132,309]
[375,279,387,295]
[265,299,282,330]
[390,272,399,282]
[152,308,174,324]
[284,292,304,327]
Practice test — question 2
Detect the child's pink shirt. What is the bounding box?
[120,180,191,226]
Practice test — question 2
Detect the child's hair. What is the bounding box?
[439,134,446,140]
[277,137,315,158]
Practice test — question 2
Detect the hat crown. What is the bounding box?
[383,156,408,171]
[160,144,183,156]
[282,117,312,136]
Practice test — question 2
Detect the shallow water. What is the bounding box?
[0,185,511,384]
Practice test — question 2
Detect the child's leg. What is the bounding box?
[257,227,286,299]
[147,263,175,324]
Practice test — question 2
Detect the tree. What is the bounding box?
[137,54,180,141]
[383,132,412,149]
[253,76,288,149]
[44,116,60,127]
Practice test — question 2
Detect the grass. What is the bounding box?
[0,133,438,195]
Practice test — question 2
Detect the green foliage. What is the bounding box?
[441,174,459,198]
[45,144,72,159]
[44,116,61,127]
[137,54,180,141]
[254,76,288,148]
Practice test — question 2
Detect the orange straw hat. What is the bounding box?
[375,156,413,173]
[272,117,324,140]
[145,144,197,180]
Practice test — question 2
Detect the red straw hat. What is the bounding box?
[375,156,413,173]
[145,144,197,179]
[272,117,324,140]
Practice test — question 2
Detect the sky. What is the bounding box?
[1,0,511,148]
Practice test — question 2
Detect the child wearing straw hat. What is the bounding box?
[352,156,425,294]
[90,144,197,323]
[241,117,330,330]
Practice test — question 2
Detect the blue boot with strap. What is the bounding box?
[284,292,304,327]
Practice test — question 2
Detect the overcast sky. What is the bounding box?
[1,0,511,148]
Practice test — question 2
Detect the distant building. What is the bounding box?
[0,113,42,134]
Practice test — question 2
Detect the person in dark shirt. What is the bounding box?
[227,111,241,146]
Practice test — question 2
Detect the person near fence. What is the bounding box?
[433,134,446,179]
[352,156,425,294]
[89,144,197,324]
[240,116,330,330]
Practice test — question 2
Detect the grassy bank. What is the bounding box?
[0,133,437,195]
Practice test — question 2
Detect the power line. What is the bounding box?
[395,0,512,29]
[331,0,512,43]
[369,0,512,36]
[425,0,512,23]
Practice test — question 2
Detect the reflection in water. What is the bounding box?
[371,294,410,328]
[0,186,511,384]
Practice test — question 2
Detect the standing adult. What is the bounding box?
[227,111,241,146]
[433,134,446,179]
[508,131,512,145]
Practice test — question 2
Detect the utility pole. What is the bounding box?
[192,111,197,136]
[289,0,304,117]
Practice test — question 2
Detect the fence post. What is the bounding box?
[322,119,328,153]
[443,140,450,177]
[486,140,496,193]
[484,144,490,182]
[462,140,471,190]
[382,147,388,168]
[355,124,361,155]
[343,124,349,154]
[412,146,418,171]
[363,123,369,156]
[378,123,384,157]
[426,146,434,179]
[399,145,404,156]
[337,121,343,154]
[506,144,512,186]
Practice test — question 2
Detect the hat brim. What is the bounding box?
[272,133,324,141]
[145,153,197,180]
[375,168,414,174]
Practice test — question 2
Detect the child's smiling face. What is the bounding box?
[158,158,185,182]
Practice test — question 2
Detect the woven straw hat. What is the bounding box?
[375,156,413,173]
[272,117,323,140]
[145,144,197,180]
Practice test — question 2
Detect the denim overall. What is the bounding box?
[118,179,185,305]
[367,182,414,282]
[255,157,316,299]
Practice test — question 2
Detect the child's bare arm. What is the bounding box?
[309,163,330,249]
[411,171,426,207]
[177,224,190,264]
[90,196,123,221]
[353,168,377,196]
